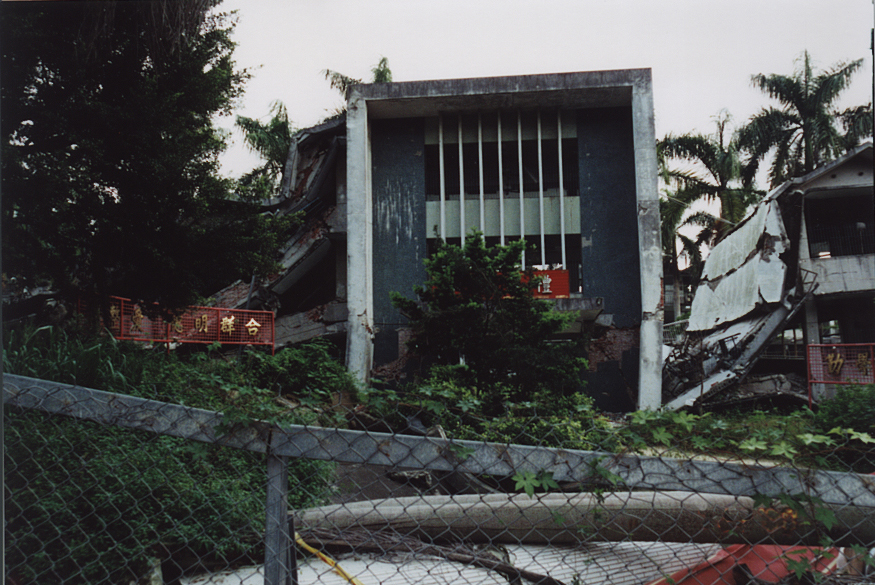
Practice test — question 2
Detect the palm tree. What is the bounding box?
[739,51,873,188]
[659,112,761,320]
[660,111,762,245]
[234,100,295,197]
[660,195,707,321]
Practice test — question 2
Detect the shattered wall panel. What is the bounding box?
[688,201,789,332]
[701,204,769,280]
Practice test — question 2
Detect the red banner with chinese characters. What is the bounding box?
[528,270,570,299]
[84,296,274,352]
[807,343,874,405]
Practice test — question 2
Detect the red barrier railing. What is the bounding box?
[81,296,274,353]
[807,343,875,406]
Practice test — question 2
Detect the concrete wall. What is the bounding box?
[370,118,428,365]
[800,255,875,296]
[577,107,643,411]
[577,107,641,327]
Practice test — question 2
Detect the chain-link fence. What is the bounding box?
[5,373,875,585]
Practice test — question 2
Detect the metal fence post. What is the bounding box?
[265,451,290,585]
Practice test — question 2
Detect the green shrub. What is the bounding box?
[814,384,875,435]
[391,233,587,403]
[241,339,358,406]
[364,368,610,451]
[2,324,153,393]
[813,384,875,472]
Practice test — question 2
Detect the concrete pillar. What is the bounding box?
[345,89,374,382]
[804,298,828,401]
[631,71,663,410]
[804,298,820,346]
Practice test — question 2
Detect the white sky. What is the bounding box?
[217,0,875,189]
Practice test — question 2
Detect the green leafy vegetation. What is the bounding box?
[616,397,875,473]
[234,100,296,200]
[363,371,611,453]
[4,325,352,584]
[379,233,608,456]
[391,233,587,408]
[659,111,763,248]
[512,470,559,497]
[813,384,875,436]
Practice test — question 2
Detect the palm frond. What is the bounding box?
[744,52,868,185]
[750,72,802,109]
[839,103,873,149]
[660,134,718,174]
[813,58,864,107]
[234,100,295,187]
[322,69,361,99]
[681,211,716,231]
[738,107,797,157]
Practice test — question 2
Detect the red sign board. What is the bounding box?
[81,296,274,352]
[530,270,570,299]
[807,343,874,405]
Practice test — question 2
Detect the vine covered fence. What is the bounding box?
[5,374,875,585]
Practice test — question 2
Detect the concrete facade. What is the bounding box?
[346,70,662,411]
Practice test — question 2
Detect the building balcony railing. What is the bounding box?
[807,223,875,258]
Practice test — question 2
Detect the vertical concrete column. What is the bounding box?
[804,298,821,345]
[518,112,526,268]
[478,114,486,233]
[804,298,827,400]
[558,110,566,268]
[498,111,505,245]
[631,71,664,410]
[346,89,374,382]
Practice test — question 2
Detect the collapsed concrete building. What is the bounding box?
[215,70,663,412]
[663,142,875,409]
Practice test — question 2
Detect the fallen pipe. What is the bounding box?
[296,491,875,547]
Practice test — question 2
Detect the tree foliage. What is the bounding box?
[391,233,586,405]
[1,1,294,314]
[658,112,761,306]
[660,111,762,245]
[370,56,393,83]
[739,51,872,187]
[234,100,295,198]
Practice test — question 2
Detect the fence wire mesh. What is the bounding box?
[5,374,875,585]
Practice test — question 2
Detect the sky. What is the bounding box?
[216,0,875,187]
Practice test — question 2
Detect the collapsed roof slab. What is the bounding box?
[664,292,809,410]
[687,200,790,332]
